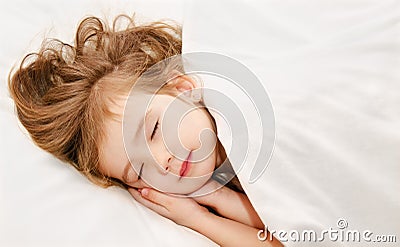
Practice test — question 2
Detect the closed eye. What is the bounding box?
[151,120,159,140]
[138,163,144,180]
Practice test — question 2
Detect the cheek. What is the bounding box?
[148,141,165,165]
[177,110,217,170]
[203,150,217,171]
[178,110,213,150]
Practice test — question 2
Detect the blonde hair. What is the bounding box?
[8,15,182,188]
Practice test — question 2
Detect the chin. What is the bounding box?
[144,173,213,195]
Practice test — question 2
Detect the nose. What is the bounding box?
[150,141,174,174]
[160,156,172,174]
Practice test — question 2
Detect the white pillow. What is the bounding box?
[0,1,215,246]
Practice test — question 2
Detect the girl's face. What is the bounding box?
[99,75,223,194]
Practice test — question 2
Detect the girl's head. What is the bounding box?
[102,72,224,194]
[8,15,224,193]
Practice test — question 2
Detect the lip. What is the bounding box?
[179,151,192,177]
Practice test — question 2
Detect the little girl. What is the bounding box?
[8,14,281,246]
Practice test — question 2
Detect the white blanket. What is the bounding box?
[183,0,400,246]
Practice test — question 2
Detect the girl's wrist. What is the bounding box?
[184,209,213,230]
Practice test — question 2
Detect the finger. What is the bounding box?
[128,187,142,199]
[139,188,175,210]
[128,188,169,216]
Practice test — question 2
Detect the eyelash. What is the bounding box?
[151,120,159,140]
[138,163,144,180]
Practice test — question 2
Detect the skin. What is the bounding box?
[98,74,282,246]
[98,74,224,193]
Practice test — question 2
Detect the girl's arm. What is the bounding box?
[128,187,282,247]
[191,179,265,229]
[187,211,282,247]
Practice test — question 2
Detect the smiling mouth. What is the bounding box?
[179,151,192,178]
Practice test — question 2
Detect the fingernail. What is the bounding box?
[141,188,149,197]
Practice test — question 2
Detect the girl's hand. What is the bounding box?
[187,179,227,205]
[191,179,265,229]
[128,187,209,227]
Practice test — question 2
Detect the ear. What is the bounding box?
[167,70,202,101]
[168,70,198,93]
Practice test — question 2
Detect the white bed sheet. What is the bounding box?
[2,0,399,246]
[0,1,216,246]
[183,0,400,246]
